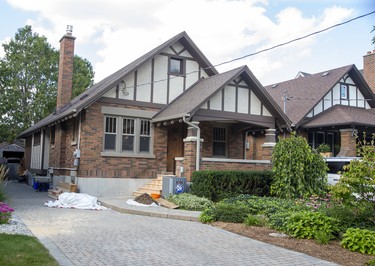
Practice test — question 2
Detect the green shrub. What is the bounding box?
[267,210,294,232]
[244,214,267,227]
[341,228,375,255]
[271,132,328,199]
[319,203,375,231]
[199,202,250,223]
[199,208,216,223]
[286,211,339,239]
[314,230,331,245]
[190,170,273,202]
[331,133,375,213]
[167,193,213,211]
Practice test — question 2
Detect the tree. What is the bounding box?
[0,25,94,142]
[331,133,375,213]
[271,132,328,199]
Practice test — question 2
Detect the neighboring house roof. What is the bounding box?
[153,65,291,129]
[18,31,218,138]
[265,64,375,126]
[0,142,25,153]
[302,105,375,128]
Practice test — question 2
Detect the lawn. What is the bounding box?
[0,234,59,266]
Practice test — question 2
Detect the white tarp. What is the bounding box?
[45,192,108,210]
[126,199,159,207]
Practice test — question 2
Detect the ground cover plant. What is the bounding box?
[0,164,9,202]
[0,234,59,266]
[167,193,213,211]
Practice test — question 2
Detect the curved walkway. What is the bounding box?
[5,182,338,266]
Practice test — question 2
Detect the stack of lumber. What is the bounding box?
[48,181,78,199]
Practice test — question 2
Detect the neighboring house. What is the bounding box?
[265,51,375,157]
[18,28,290,196]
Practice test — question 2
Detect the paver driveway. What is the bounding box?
[5,182,338,266]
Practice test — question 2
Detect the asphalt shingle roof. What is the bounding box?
[302,105,375,128]
[18,32,218,137]
[265,64,375,126]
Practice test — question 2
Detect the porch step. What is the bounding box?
[132,173,175,197]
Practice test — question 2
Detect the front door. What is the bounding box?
[167,123,185,173]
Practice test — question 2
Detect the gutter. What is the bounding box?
[182,116,201,171]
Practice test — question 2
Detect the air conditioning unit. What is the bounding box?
[162,176,186,198]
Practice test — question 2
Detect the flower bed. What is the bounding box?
[0,202,14,224]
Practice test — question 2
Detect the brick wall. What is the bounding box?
[201,160,271,171]
[337,129,357,157]
[77,102,168,179]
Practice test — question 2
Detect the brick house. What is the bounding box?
[19,28,290,196]
[265,53,375,157]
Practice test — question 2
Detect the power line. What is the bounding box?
[123,10,375,90]
[214,10,375,68]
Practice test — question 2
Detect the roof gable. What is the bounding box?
[19,32,218,137]
[265,65,375,126]
[153,66,290,128]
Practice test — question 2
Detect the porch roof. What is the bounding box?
[302,105,375,128]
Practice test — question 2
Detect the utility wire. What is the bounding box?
[214,10,375,68]
[123,10,375,90]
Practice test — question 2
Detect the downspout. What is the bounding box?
[182,116,200,171]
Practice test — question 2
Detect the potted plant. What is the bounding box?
[317,144,332,157]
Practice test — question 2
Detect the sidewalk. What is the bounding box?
[98,196,201,222]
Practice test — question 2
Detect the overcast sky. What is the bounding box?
[0,0,374,86]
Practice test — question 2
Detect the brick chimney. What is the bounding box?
[56,25,75,109]
[363,50,375,93]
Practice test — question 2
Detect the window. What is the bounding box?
[33,131,41,146]
[340,84,348,99]
[122,118,135,152]
[104,116,152,156]
[140,120,151,152]
[213,127,227,157]
[104,117,117,150]
[169,58,183,75]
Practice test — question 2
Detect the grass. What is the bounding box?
[0,234,59,266]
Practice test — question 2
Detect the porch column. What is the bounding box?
[183,122,203,182]
[337,129,357,157]
[262,129,276,161]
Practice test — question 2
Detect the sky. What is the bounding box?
[0,0,374,86]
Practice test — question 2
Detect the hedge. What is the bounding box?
[190,170,273,201]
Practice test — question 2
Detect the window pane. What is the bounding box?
[140,136,150,152]
[170,58,182,74]
[213,127,226,141]
[122,136,134,151]
[340,84,348,99]
[123,119,134,134]
[105,117,116,133]
[104,135,116,150]
[140,120,150,136]
[213,142,226,156]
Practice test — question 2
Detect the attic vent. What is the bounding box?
[271,84,278,88]
[321,72,329,77]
